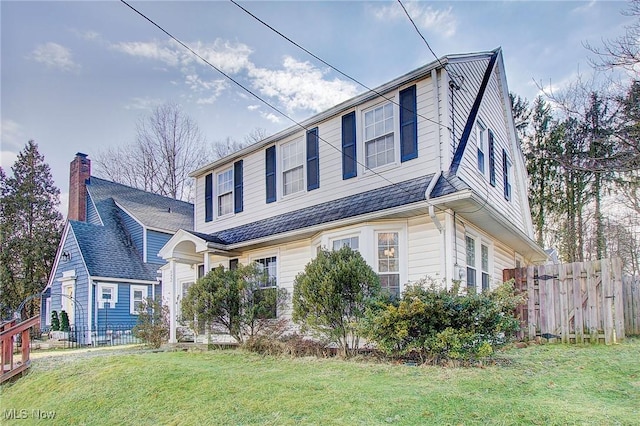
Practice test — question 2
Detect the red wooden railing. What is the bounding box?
[0,316,40,384]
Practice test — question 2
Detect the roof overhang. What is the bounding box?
[432,191,548,263]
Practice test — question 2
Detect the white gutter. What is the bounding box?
[425,171,444,233]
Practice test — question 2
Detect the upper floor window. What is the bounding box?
[217,168,233,217]
[377,232,400,298]
[503,149,512,201]
[332,236,359,251]
[282,139,304,196]
[476,121,487,174]
[364,102,395,169]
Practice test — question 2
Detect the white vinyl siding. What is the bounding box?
[217,168,233,217]
[282,139,304,196]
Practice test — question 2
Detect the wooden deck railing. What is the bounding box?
[1,316,40,384]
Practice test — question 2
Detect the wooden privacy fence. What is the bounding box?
[503,258,625,344]
[623,276,640,335]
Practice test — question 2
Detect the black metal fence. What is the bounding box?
[40,324,142,349]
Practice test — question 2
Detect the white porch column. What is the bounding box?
[169,259,177,343]
[203,251,211,274]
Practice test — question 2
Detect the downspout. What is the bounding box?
[425,171,443,233]
[427,67,444,234]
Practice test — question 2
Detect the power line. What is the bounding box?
[229,0,451,133]
[119,0,424,202]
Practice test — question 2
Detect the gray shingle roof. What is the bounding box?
[87,177,193,232]
[430,172,471,198]
[207,174,434,246]
[70,198,158,281]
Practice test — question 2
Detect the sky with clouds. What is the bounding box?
[0,0,634,216]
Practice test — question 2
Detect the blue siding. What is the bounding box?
[146,230,172,264]
[86,193,101,225]
[119,209,143,259]
[95,283,152,328]
[48,228,91,330]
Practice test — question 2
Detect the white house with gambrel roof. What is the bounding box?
[159,48,547,343]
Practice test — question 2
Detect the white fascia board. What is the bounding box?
[91,276,156,285]
[189,51,499,179]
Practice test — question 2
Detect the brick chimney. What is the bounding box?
[68,153,91,221]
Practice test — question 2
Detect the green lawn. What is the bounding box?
[2,340,639,425]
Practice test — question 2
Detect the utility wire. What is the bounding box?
[230,0,451,133]
[119,0,427,203]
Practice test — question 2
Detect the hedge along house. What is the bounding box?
[41,153,193,344]
[159,48,548,343]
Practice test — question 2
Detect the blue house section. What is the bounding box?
[42,172,193,345]
[119,208,144,257]
[147,230,172,264]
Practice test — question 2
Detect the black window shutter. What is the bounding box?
[306,127,320,191]
[341,112,357,179]
[488,130,496,187]
[400,85,418,162]
[234,160,243,213]
[205,173,213,222]
[265,146,276,203]
[503,149,511,200]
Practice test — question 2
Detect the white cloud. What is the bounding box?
[371,2,457,38]
[189,39,253,74]
[30,42,79,71]
[111,40,182,66]
[248,56,358,113]
[260,111,282,124]
[1,119,27,149]
[124,97,163,110]
[1,151,18,172]
[247,105,260,111]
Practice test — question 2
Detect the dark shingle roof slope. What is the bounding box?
[70,198,158,281]
[209,174,434,246]
[87,177,193,232]
[429,172,471,198]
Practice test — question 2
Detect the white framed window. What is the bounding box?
[376,231,400,298]
[364,102,395,169]
[466,235,477,291]
[130,285,148,315]
[331,236,359,251]
[217,168,234,217]
[476,121,487,174]
[254,256,277,288]
[466,234,492,292]
[281,139,304,196]
[481,244,490,291]
[97,283,118,309]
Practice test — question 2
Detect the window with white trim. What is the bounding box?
[130,285,147,314]
[217,168,233,217]
[466,236,477,291]
[282,139,304,196]
[481,244,490,291]
[331,236,359,251]
[364,102,395,169]
[255,256,277,288]
[97,283,118,309]
[377,232,400,298]
[466,235,492,292]
[477,121,487,174]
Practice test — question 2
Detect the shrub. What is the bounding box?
[181,263,288,344]
[59,310,70,332]
[133,297,170,348]
[293,246,381,357]
[50,310,60,331]
[362,278,524,363]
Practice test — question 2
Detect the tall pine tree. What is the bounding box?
[0,141,63,318]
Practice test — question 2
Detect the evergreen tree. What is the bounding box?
[0,141,63,318]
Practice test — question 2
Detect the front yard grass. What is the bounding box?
[1,339,639,425]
